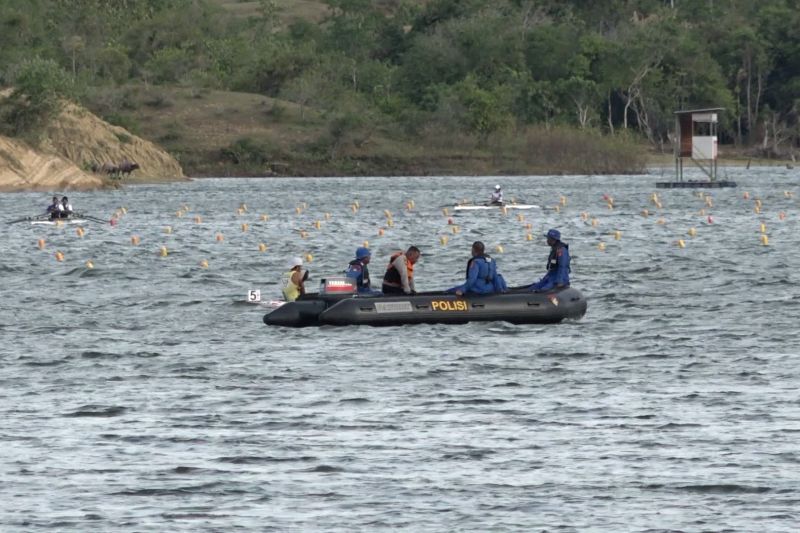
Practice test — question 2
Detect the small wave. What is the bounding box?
[217,455,316,464]
[304,465,345,473]
[63,405,127,417]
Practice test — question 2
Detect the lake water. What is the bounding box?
[1,168,799,531]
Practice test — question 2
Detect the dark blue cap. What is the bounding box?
[355,246,371,259]
[544,229,561,241]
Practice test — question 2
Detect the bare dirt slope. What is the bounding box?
[0,135,104,192]
[0,99,185,192]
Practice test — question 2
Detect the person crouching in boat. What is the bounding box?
[46,196,63,220]
[489,184,503,205]
[59,196,73,218]
[345,247,381,295]
[382,246,421,295]
[282,256,307,302]
[529,229,570,292]
[447,241,507,296]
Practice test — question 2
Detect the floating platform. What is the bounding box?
[655,180,737,189]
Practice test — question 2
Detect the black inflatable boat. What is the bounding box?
[264,277,587,327]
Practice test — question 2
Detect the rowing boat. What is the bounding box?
[453,204,540,211]
[30,218,88,226]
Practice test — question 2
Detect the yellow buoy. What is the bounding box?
[85,260,94,269]
[755,206,761,214]
[501,207,508,216]
[387,219,394,227]
[363,240,369,248]
[353,200,360,208]
[451,225,459,234]
[351,204,358,213]
[200,259,209,269]
[55,219,64,227]
[37,238,45,250]
[121,207,128,215]
[495,245,504,253]
[442,208,449,216]
[305,253,313,262]
[526,233,533,241]
[560,195,567,206]
[554,205,561,213]
[439,235,448,245]
[325,212,331,220]
[55,251,64,262]
[641,209,649,217]
[216,233,224,242]
[240,203,248,212]
[597,242,606,251]
[299,230,307,239]
[655,201,663,209]
[258,243,268,252]
[760,223,766,234]
[614,230,621,241]
[705,197,713,208]
[164,226,172,234]
[295,206,302,214]
[131,235,141,245]
[241,223,249,232]
[384,209,392,218]
[606,203,614,210]
[516,214,524,222]
[176,210,184,217]
[194,215,202,224]
[656,218,666,225]
[688,227,697,237]
[302,202,308,210]
[260,214,269,222]
[314,220,321,230]
[581,212,589,221]
[159,246,168,257]
[591,218,599,227]
[76,227,85,238]
[677,239,686,248]
[760,234,769,246]
[784,191,792,198]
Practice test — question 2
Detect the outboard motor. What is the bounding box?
[319,276,356,295]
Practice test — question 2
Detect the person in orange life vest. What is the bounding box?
[382,246,421,295]
[447,240,506,296]
[345,247,381,295]
[529,228,570,292]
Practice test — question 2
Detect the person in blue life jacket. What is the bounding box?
[345,247,382,295]
[447,241,507,296]
[529,228,570,292]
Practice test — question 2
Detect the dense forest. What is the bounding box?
[1,0,798,175]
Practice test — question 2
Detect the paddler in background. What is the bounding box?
[46,196,62,219]
[382,246,420,295]
[282,256,306,302]
[345,247,381,295]
[529,229,570,292]
[489,184,504,205]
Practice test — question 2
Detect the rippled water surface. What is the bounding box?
[2,169,799,531]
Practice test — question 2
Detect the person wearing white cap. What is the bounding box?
[489,184,504,205]
[282,256,306,302]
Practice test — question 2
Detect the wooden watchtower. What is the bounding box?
[656,107,736,188]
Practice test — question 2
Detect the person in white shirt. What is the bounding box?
[60,196,73,218]
[489,185,503,205]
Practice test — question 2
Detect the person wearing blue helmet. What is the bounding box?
[345,247,381,295]
[529,228,570,292]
